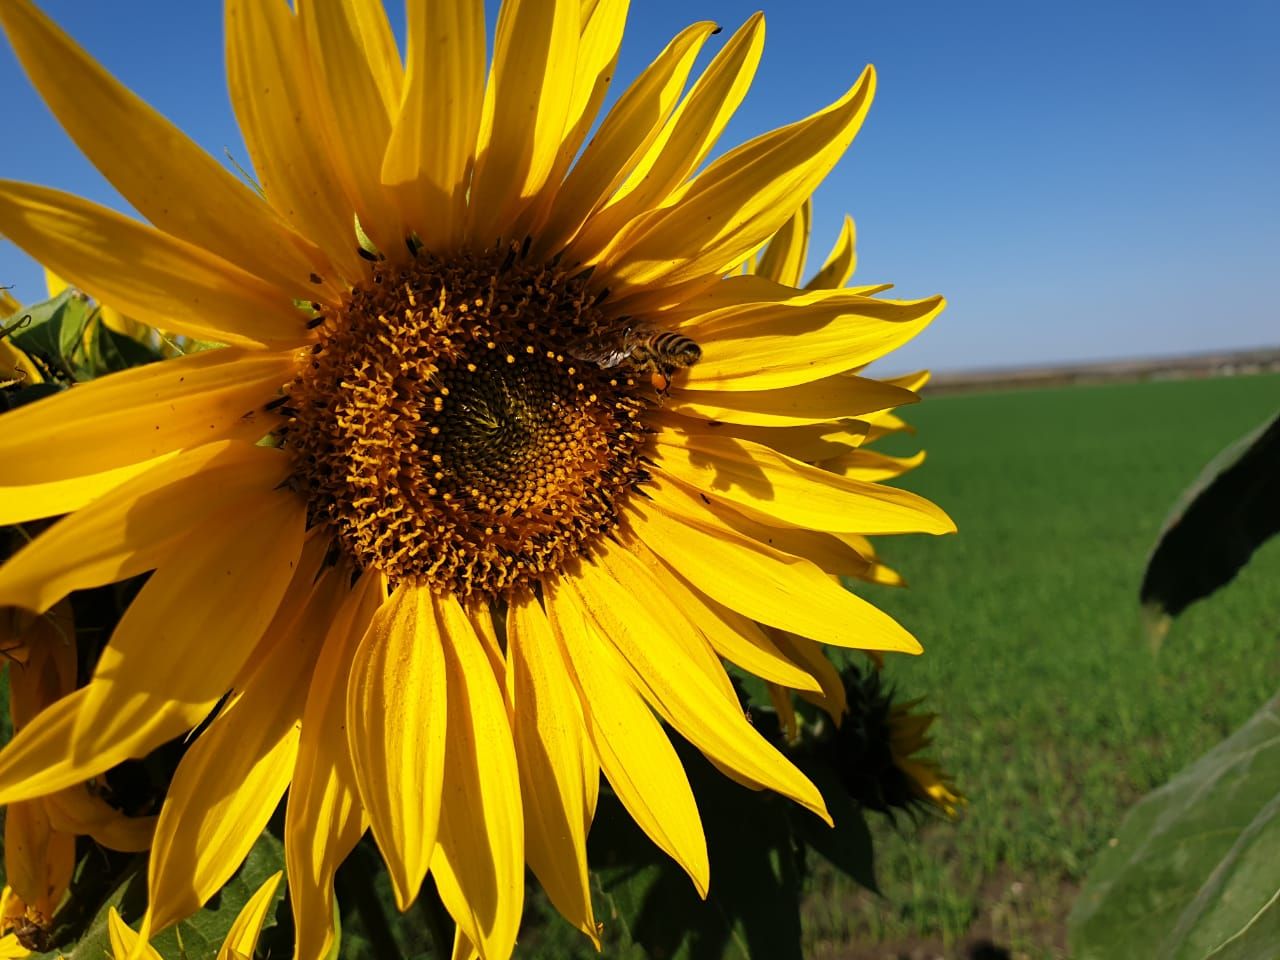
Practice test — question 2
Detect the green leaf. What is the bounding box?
[8,289,94,381]
[27,831,287,960]
[89,322,164,376]
[1140,412,1280,622]
[147,830,287,959]
[1203,886,1280,960]
[1069,692,1280,960]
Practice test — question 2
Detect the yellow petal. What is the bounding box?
[654,272,795,325]
[805,215,857,290]
[683,289,945,391]
[771,633,848,723]
[0,0,335,301]
[467,0,579,242]
[653,427,954,535]
[507,592,598,946]
[381,0,485,251]
[41,267,66,299]
[848,282,894,296]
[0,490,304,805]
[0,454,181,528]
[3,799,74,918]
[0,347,291,487]
[514,0,629,241]
[754,198,811,287]
[535,20,716,257]
[0,288,21,315]
[883,368,931,392]
[574,14,765,262]
[298,0,404,254]
[431,594,524,960]
[0,334,43,386]
[574,545,829,823]
[697,419,868,463]
[99,304,151,344]
[225,0,364,278]
[107,909,163,960]
[287,571,384,960]
[144,571,339,934]
[0,182,311,347]
[217,872,283,960]
[766,682,798,743]
[5,602,76,725]
[629,476,922,653]
[560,0,630,169]
[625,540,820,692]
[647,490,874,580]
[601,66,874,290]
[668,373,916,427]
[547,576,709,896]
[346,582,447,911]
[0,442,291,614]
[460,602,508,722]
[43,787,155,853]
[858,410,913,442]
[823,448,926,482]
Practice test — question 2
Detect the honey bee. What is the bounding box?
[578,327,702,394]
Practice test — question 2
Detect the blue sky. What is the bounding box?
[2,0,1277,373]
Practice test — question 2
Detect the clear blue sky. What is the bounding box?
[2,1,1277,373]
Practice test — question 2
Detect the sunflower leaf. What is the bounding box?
[1069,691,1280,960]
[1140,411,1280,629]
[88,321,164,376]
[6,288,93,382]
[18,831,286,960]
[147,830,286,959]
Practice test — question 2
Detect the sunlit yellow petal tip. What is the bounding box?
[106,909,162,960]
[216,872,282,960]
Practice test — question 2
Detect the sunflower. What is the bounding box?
[888,699,965,819]
[0,1,950,957]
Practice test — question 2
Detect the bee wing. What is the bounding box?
[567,343,634,369]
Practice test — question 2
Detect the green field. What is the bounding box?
[803,373,1280,958]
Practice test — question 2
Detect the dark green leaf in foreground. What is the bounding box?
[1069,692,1280,960]
[1140,411,1280,622]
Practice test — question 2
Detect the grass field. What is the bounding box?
[803,373,1280,958]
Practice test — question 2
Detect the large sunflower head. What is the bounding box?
[0,2,951,957]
